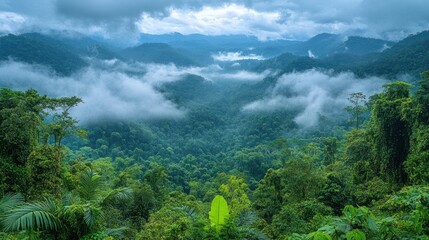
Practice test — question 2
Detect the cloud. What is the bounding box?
[0,11,26,33]
[0,60,185,123]
[2,0,429,44]
[243,69,386,127]
[212,51,265,61]
[207,70,270,81]
[0,58,269,123]
[137,4,286,40]
[134,1,429,40]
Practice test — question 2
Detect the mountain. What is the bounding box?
[343,36,393,55]
[139,33,300,64]
[278,33,394,58]
[357,30,429,77]
[0,33,87,75]
[49,32,122,60]
[136,33,392,64]
[121,43,195,66]
[158,74,215,106]
[255,30,429,78]
[297,33,344,57]
[253,53,300,72]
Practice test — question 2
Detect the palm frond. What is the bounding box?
[63,203,101,229]
[237,226,269,240]
[102,187,133,205]
[0,193,24,215]
[78,169,102,201]
[104,227,128,237]
[2,198,60,232]
[83,205,101,227]
[174,205,199,220]
[62,192,74,206]
[237,211,259,226]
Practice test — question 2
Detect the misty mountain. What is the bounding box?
[48,32,122,60]
[121,43,195,66]
[139,33,300,64]
[158,74,216,106]
[278,33,394,58]
[255,30,429,78]
[253,53,301,72]
[294,33,344,57]
[357,30,429,77]
[0,33,87,75]
[343,36,393,55]
[142,32,393,64]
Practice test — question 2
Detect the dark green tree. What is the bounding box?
[371,82,411,185]
[345,92,367,129]
[27,145,64,200]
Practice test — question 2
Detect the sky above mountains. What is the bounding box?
[1,0,429,42]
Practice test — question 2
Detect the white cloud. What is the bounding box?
[205,70,270,81]
[0,60,185,123]
[0,59,269,123]
[136,4,369,40]
[137,4,285,40]
[243,69,386,127]
[0,11,26,33]
[212,51,265,61]
[1,0,429,41]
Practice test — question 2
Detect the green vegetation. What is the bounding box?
[1,70,429,238]
[255,31,429,79]
[0,33,87,75]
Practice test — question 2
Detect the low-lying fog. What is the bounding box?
[0,58,386,127]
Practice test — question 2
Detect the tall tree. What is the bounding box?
[405,71,429,184]
[371,82,411,185]
[345,92,367,129]
[0,89,48,194]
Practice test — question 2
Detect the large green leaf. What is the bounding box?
[2,198,60,232]
[0,193,24,216]
[209,195,229,230]
[346,229,366,240]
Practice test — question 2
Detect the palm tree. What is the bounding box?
[1,169,133,239]
[0,193,24,218]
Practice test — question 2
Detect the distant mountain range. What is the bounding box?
[255,30,429,78]
[121,43,194,66]
[0,30,428,78]
[0,33,87,75]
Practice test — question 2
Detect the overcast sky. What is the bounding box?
[1,0,429,41]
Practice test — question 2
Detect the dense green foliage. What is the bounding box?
[1,28,429,239]
[255,31,429,79]
[0,33,87,75]
[1,70,428,239]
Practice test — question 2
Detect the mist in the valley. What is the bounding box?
[243,69,387,127]
[212,52,265,61]
[0,59,269,123]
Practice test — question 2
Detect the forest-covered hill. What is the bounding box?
[255,30,429,79]
[0,29,429,240]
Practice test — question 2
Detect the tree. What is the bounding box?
[45,96,84,147]
[370,82,411,185]
[414,71,429,124]
[404,71,429,184]
[27,145,64,200]
[0,89,47,194]
[219,176,251,217]
[322,137,338,165]
[345,92,367,129]
[0,89,82,195]
[2,169,132,239]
